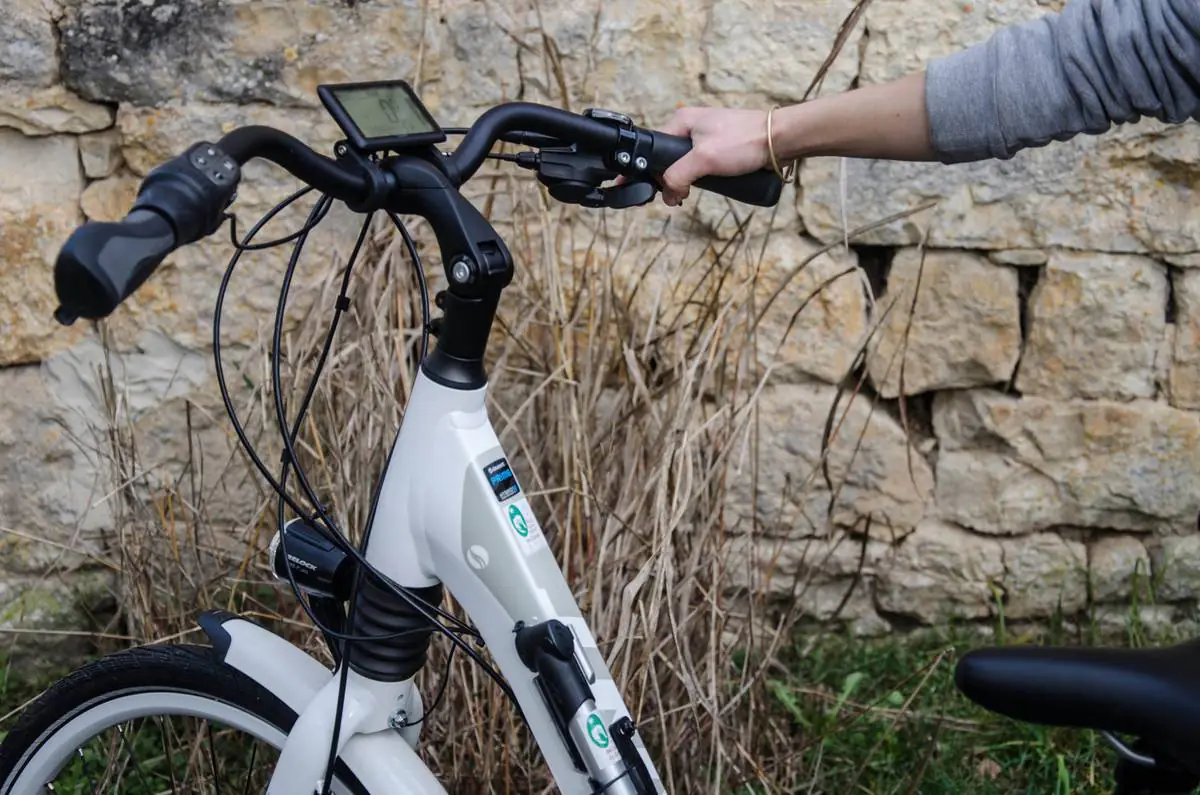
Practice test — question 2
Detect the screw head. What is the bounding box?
[634,156,648,171]
[388,710,408,731]
[451,258,474,284]
[616,151,632,166]
[336,143,348,157]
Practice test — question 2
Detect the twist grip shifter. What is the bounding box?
[54,142,240,323]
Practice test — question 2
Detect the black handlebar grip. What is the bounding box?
[54,210,177,323]
[645,131,784,208]
[52,141,241,325]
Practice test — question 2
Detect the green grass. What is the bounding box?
[3,609,1198,794]
[750,614,1197,795]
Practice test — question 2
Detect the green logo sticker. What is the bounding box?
[508,504,529,537]
[586,714,609,748]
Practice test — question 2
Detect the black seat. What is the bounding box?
[956,639,1200,773]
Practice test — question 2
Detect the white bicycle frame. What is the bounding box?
[203,369,666,794]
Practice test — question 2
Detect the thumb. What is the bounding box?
[661,149,710,196]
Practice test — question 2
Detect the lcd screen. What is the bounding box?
[331,84,438,139]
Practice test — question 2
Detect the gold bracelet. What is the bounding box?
[766,106,796,182]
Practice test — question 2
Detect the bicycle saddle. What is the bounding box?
[956,638,1200,773]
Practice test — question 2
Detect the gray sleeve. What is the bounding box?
[924,0,1200,164]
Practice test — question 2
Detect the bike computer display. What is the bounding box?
[317,80,446,153]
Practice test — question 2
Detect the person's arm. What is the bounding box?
[770,72,935,162]
[654,79,934,205]
[926,0,1200,163]
[658,0,1200,203]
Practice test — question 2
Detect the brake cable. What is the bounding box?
[211,187,524,761]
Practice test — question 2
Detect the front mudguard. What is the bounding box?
[199,611,447,795]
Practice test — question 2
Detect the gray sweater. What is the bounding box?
[925,0,1200,163]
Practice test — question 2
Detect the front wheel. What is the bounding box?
[0,644,365,794]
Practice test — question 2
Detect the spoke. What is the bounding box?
[40,710,277,795]
[206,721,222,795]
[241,743,259,795]
[115,718,158,794]
[74,746,88,795]
[96,728,122,793]
[157,715,181,794]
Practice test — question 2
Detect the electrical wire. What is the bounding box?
[226,194,335,251]
[403,644,457,728]
[213,199,478,643]
[259,210,524,757]
[262,209,520,704]
[214,195,518,702]
[263,210,483,641]
[212,186,527,792]
[386,211,431,360]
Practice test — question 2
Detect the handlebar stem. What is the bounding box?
[383,155,514,390]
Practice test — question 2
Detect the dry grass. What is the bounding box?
[22,177,940,794]
[0,3,977,791]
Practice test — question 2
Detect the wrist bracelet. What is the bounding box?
[766,106,796,182]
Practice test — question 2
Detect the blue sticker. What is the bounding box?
[483,457,521,502]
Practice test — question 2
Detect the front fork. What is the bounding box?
[266,672,425,795]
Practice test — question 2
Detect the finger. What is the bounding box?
[658,117,692,139]
[657,108,696,139]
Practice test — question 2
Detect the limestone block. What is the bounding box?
[868,249,1020,398]
[1017,252,1167,401]
[876,520,1004,623]
[725,383,933,539]
[0,131,87,365]
[934,390,1200,534]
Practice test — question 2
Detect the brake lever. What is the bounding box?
[526,148,658,209]
[601,180,656,209]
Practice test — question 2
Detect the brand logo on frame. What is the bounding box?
[508,505,529,537]
[586,714,609,748]
[466,545,489,570]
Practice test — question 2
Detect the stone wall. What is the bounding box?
[2,0,1199,645]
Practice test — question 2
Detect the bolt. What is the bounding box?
[616,151,631,166]
[336,143,349,157]
[634,156,648,171]
[196,156,208,166]
[207,148,216,157]
[451,258,474,284]
[388,710,409,731]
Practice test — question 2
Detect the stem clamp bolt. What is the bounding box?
[451,257,476,285]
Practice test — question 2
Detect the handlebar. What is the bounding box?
[53,100,784,323]
[447,102,782,207]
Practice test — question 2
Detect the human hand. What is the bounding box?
[656,107,772,206]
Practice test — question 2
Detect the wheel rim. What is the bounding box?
[7,690,290,794]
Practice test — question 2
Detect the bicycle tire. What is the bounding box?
[0,643,368,794]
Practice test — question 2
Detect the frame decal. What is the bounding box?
[483,456,521,502]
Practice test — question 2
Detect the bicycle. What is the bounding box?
[0,78,1196,795]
